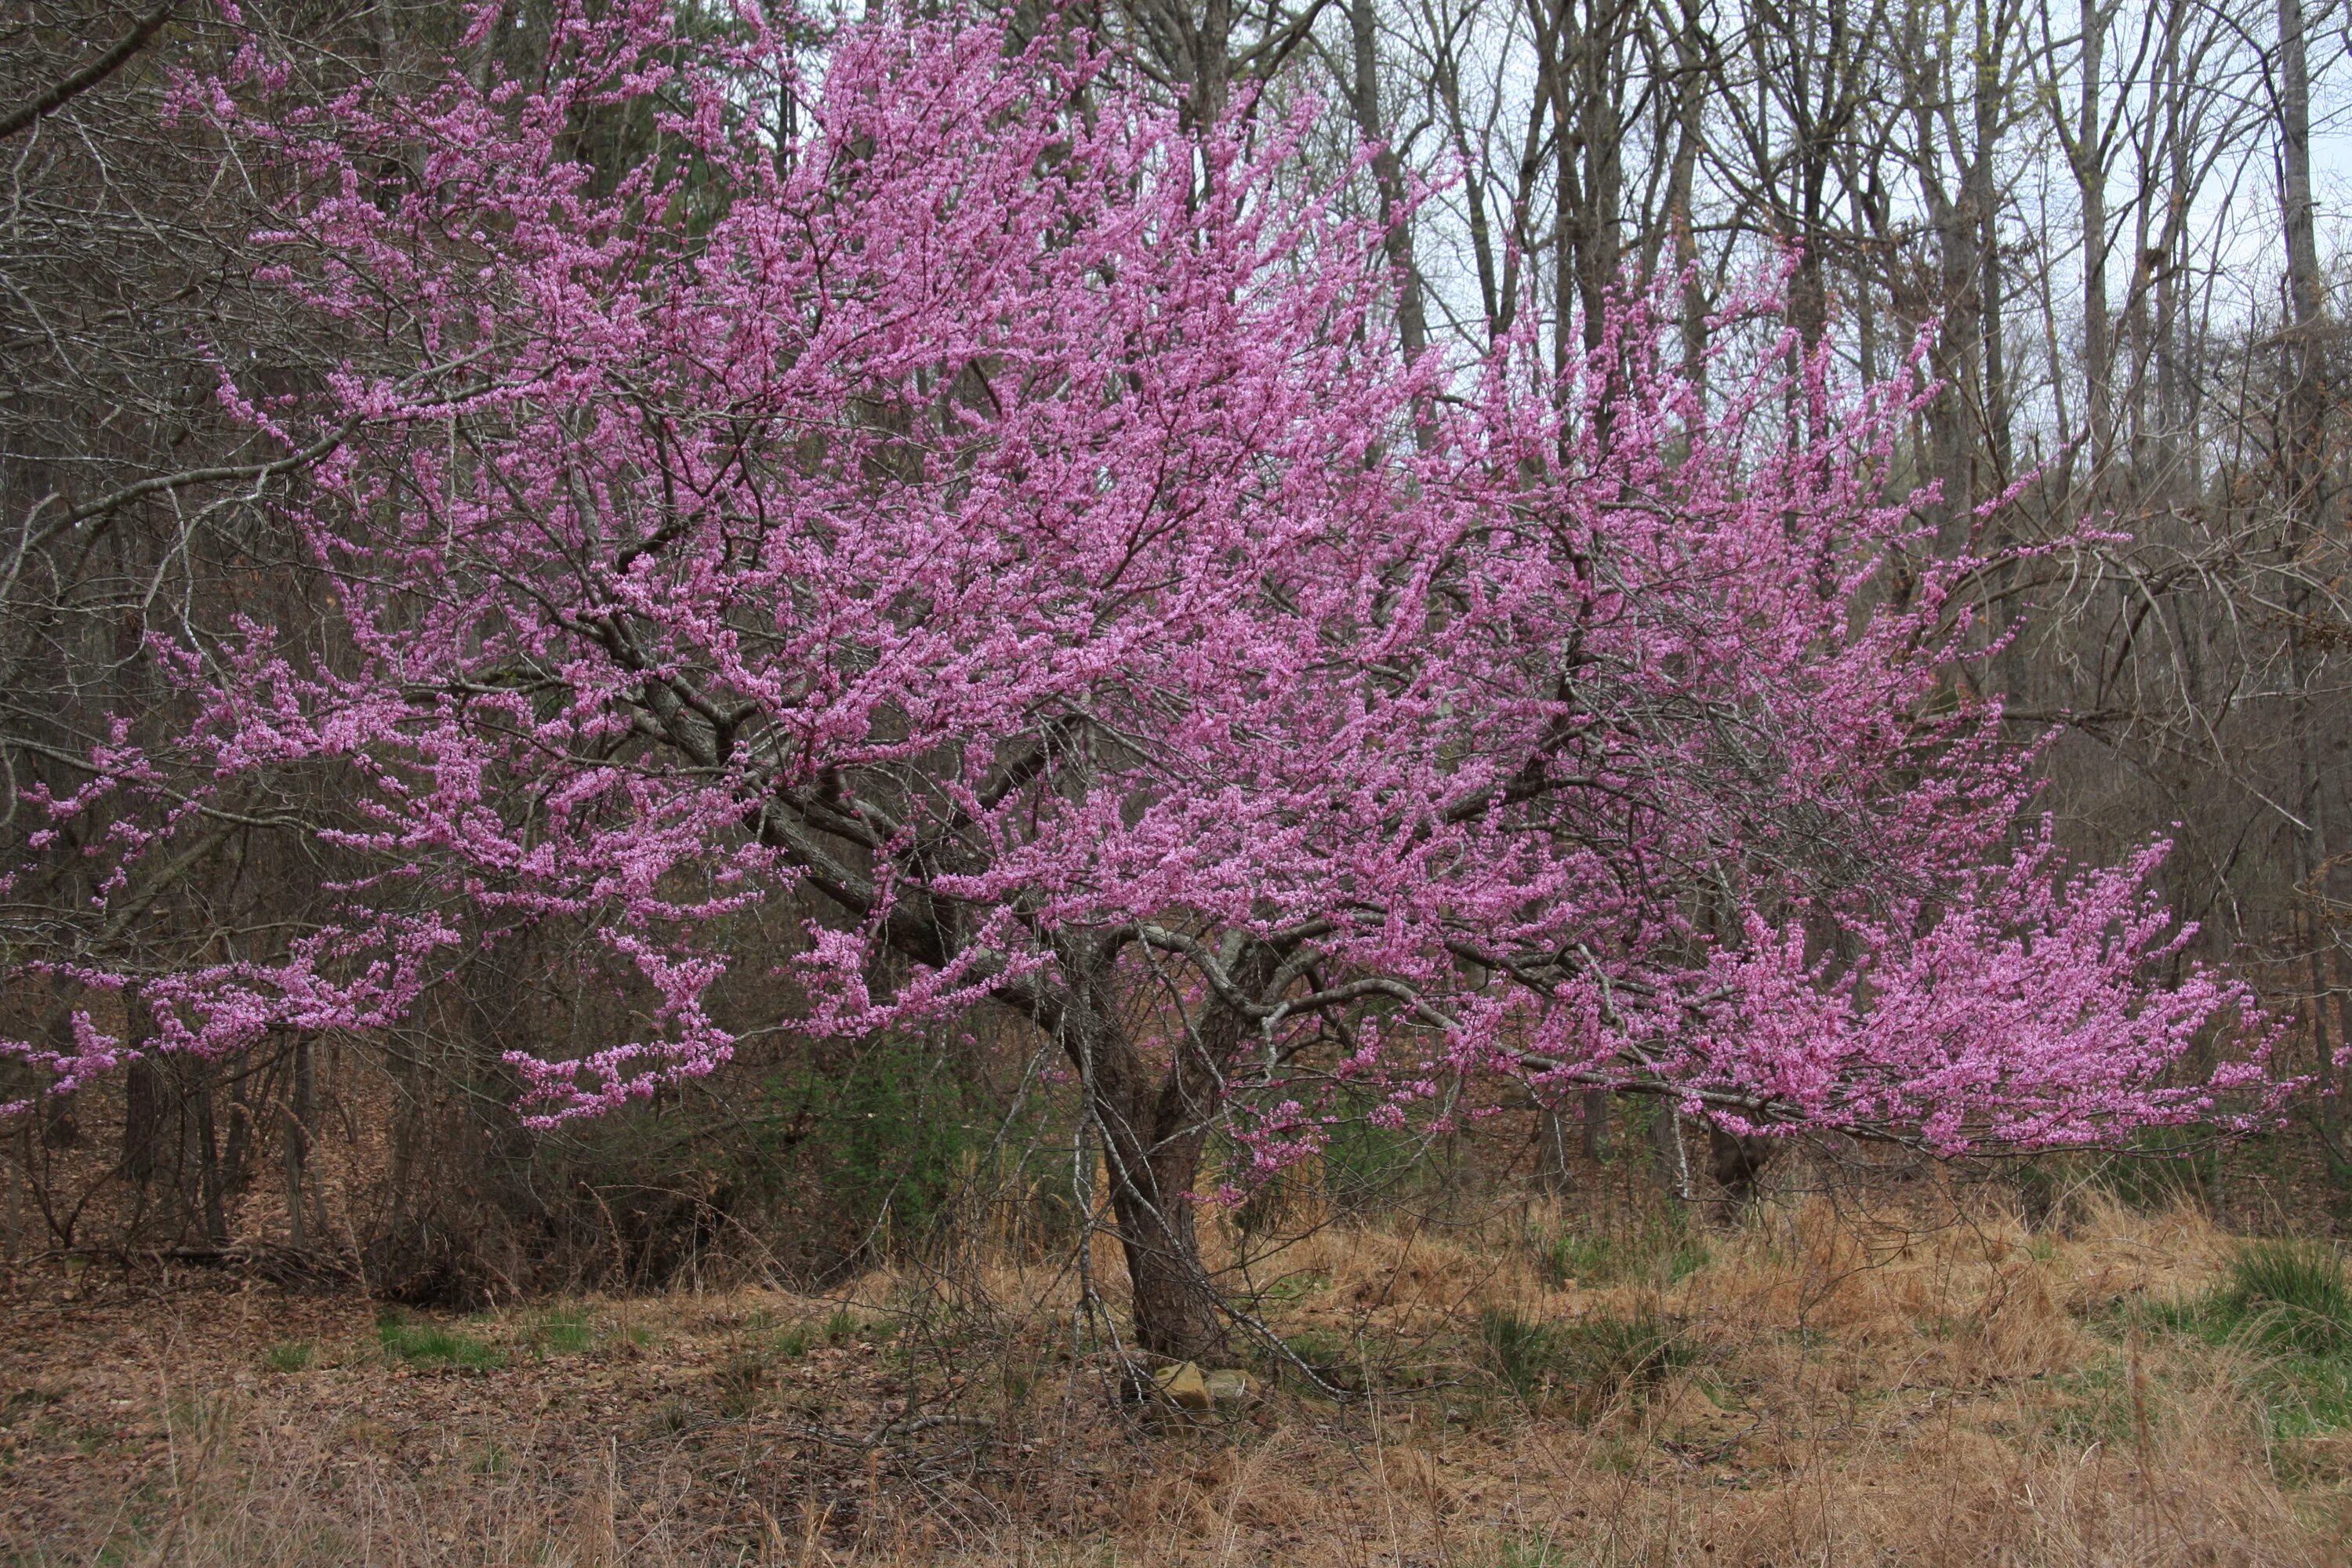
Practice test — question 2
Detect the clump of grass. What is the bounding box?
[2216,1240,2352,1356]
[1268,1327,1359,1392]
[1482,1306,1556,1403]
[1480,1305,1690,1416]
[376,1310,506,1372]
[773,1323,813,1360]
[1492,1534,1568,1568]
[262,1340,315,1374]
[1534,1223,1707,1290]
[2045,1356,2140,1446]
[521,1308,596,1358]
[821,1306,862,1345]
[713,1350,768,1417]
[2148,1239,2352,1439]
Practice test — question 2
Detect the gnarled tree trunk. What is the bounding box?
[1056,940,1276,1363]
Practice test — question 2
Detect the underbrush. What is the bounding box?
[3,1195,2348,1566]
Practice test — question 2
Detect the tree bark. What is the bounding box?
[1059,938,1281,1363]
[193,1069,229,1246]
[120,987,162,1191]
[2278,0,2343,1158]
[1065,978,1223,1362]
[1581,1087,1610,1161]
[1708,1123,1777,1206]
[284,1033,317,1247]
[1349,0,1427,366]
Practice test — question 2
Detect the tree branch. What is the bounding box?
[0,2,178,143]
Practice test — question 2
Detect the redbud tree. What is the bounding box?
[3,2,2275,1357]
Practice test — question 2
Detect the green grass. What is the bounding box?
[521,1308,597,1357]
[1534,1222,1708,1290]
[2044,1356,2142,1446]
[1490,1534,1568,1568]
[1262,1326,1357,1388]
[1480,1305,1691,1417]
[2219,1240,2352,1356]
[2142,1240,2352,1442]
[262,1339,315,1374]
[713,1350,769,1417]
[376,1311,507,1372]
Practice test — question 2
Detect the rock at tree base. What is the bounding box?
[1153,1361,1212,1412]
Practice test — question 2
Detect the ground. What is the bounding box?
[3,1194,2349,1565]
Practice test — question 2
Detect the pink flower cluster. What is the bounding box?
[3,2,2280,1155]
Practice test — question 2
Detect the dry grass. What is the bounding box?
[2,1193,2347,1566]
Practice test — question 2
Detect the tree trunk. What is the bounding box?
[1061,940,1283,1363]
[1059,971,1218,1362]
[193,1069,229,1246]
[1581,1087,1610,1161]
[2278,0,2344,1164]
[1708,1124,1777,1207]
[1349,0,1427,366]
[1083,1018,1225,1363]
[285,1033,318,1247]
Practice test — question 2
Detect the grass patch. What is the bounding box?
[1490,1534,1568,1568]
[2045,1356,2141,1446]
[2144,1240,2352,1440]
[1481,1305,1690,1417]
[521,1308,597,1358]
[2217,1240,2352,1356]
[377,1311,507,1373]
[1261,1326,1363,1393]
[1534,1222,1707,1290]
[712,1351,769,1417]
[262,1340,315,1374]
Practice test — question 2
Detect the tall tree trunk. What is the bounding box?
[2278,0,2323,356]
[2074,0,2114,482]
[1349,0,1427,366]
[193,1068,229,1246]
[2278,0,2342,1152]
[284,1033,318,1247]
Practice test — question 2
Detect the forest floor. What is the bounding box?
[3,1192,2350,1566]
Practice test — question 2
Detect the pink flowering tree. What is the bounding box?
[2,2,2274,1357]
